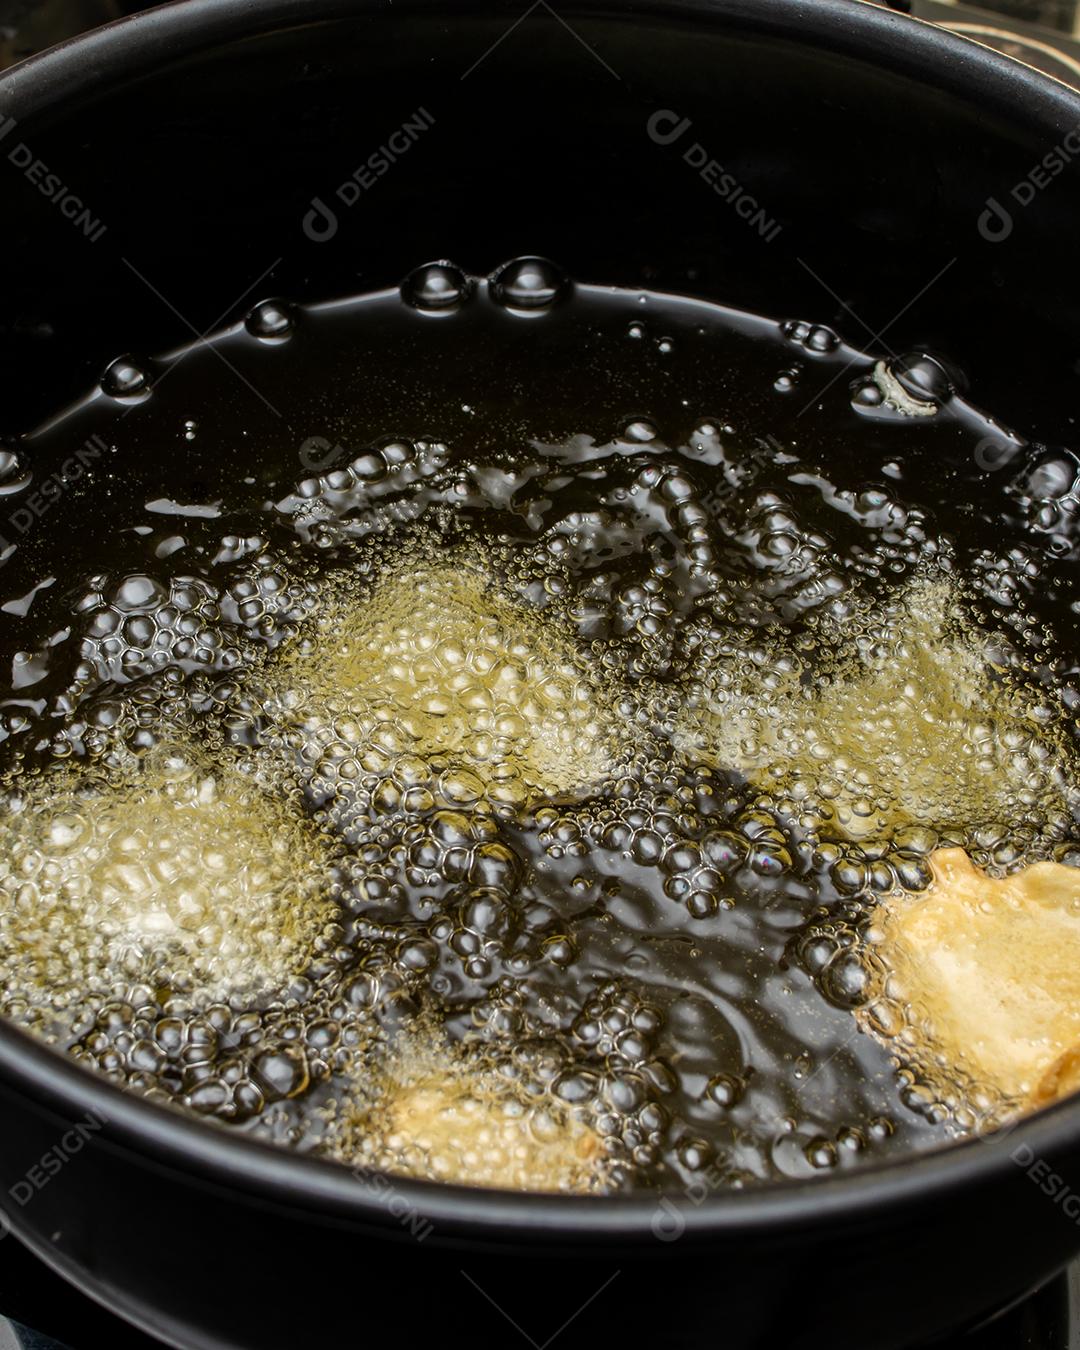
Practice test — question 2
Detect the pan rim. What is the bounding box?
[0,0,1078,1242]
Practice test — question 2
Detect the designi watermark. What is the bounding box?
[0,433,109,561]
[978,120,1080,243]
[650,1151,743,1243]
[973,431,1024,474]
[0,115,107,243]
[299,436,348,472]
[302,108,437,243]
[0,1108,108,1239]
[350,1162,434,1241]
[647,110,782,244]
[1012,1141,1080,1224]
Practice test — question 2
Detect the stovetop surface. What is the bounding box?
[0,1,1079,1347]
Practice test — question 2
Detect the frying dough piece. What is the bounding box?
[265,560,617,812]
[0,741,338,1011]
[867,848,1080,1110]
[336,1039,607,1193]
[380,1076,605,1192]
[678,573,1073,844]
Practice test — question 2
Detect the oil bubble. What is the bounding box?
[402,262,470,312]
[245,299,295,341]
[101,356,150,401]
[490,257,567,311]
[0,446,31,496]
[891,352,954,405]
[624,420,658,443]
[782,320,839,355]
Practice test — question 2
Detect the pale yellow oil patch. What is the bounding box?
[334,1035,608,1193]
[0,740,338,1012]
[678,572,1073,842]
[265,558,617,812]
[865,848,1080,1110]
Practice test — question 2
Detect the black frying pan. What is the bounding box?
[0,2,1078,1346]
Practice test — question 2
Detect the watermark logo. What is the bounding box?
[0,1108,109,1240]
[973,433,1023,474]
[647,109,782,244]
[650,1194,686,1242]
[0,434,108,560]
[649,1157,739,1244]
[978,197,1014,244]
[350,1163,434,1241]
[299,436,347,472]
[303,108,437,243]
[1012,1141,1080,1224]
[0,115,107,243]
[978,122,1080,244]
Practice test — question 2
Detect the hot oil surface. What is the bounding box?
[0,263,1078,1194]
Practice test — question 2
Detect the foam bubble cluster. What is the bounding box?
[330,1030,608,1193]
[258,553,620,819]
[0,739,340,1023]
[677,570,1075,849]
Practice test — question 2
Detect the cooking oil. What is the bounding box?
[0,259,1076,1192]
